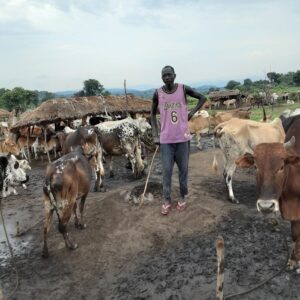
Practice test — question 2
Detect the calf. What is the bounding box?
[42,146,93,258]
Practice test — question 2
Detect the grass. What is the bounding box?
[248,103,300,121]
[187,98,300,121]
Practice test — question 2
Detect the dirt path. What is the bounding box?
[0,138,298,299]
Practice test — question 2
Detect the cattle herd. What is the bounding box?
[1,107,300,275]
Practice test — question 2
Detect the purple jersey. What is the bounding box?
[158,83,191,144]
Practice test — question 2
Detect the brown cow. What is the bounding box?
[58,127,104,192]
[0,139,20,156]
[236,137,300,270]
[210,109,251,127]
[42,146,93,258]
[17,136,36,159]
[188,110,210,150]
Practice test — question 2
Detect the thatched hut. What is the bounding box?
[10,95,152,133]
[208,89,242,101]
[0,108,10,121]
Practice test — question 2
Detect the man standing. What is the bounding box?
[151,65,206,215]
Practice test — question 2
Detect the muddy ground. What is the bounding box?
[0,137,299,300]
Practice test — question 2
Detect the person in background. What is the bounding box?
[151,65,206,215]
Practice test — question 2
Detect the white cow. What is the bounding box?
[1,154,29,198]
[94,117,150,178]
[213,118,285,203]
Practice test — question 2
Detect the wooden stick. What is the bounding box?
[44,127,51,163]
[139,145,159,207]
[216,236,225,300]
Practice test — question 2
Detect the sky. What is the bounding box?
[1,0,300,91]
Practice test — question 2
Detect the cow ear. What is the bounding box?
[285,155,300,165]
[235,153,254,168]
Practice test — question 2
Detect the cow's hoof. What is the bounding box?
[75,223,87,230]
[109,172,114,178]
[100,187,107,192]
[197,145,203,151]
[42,250,49,258]
[69,243,78,250]
[287,259,299,270]
[230,198,239,204]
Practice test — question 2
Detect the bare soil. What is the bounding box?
[0,137,298,300]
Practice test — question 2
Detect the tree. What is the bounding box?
[36,90,55,102]
[83,79,104,96]
[1,87,38,113]
[267,72,281,84]
[243,78,252,86]
[225,80,240,90]
[74,90,85,97]
[293,70,300,86]
[75,79,108,96]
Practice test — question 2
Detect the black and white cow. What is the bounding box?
[0,154,29,198]
[94,117,150,178]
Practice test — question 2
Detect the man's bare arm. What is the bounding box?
[185,85,206,120]
[151,90,160,144]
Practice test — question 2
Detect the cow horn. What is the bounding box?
[284,136,295,149]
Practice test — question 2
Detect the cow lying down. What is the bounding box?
[42,145,93,258]
[0,154,29,198]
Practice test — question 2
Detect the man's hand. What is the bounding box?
[153,136,160,145]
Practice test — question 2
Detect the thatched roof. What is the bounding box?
[0,108,10,118]
[10,95,152,133]
[208,89,241,100]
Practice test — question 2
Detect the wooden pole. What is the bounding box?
[44,127,51,163]
[216,236,225,300]
[124,79,129,117]
[27,127,31,162]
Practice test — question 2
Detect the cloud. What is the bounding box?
[0,0,299,90]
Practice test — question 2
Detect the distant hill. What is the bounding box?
[54,90,78,97]
[54,84,219,99]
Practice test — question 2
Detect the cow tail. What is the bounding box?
[262,105,267,122]
[212,128,221,173]
[212,151,218,173]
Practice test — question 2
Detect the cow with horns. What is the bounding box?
[236,115,300,270]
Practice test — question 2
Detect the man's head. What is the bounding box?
[161,65,176,85]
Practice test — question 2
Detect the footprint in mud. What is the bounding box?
[151,232,165,250]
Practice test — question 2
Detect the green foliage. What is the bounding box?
[225,80,240,90]
[84,79,104,96]
[267,72,281,84]
[293,70,300,86]
[243,78,252,86]
[75,79,110,96]
[38,91,55,102]
[0,87,38,112]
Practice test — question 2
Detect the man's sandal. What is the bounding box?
[176,201,186,212]
[161,204,171,215]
